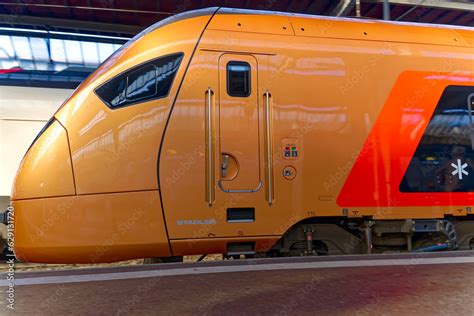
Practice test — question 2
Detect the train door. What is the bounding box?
[217,54,261,193]
[161,50,279,250]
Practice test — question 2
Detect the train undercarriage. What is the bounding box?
[147,216,474,264]
[269,217,474,257]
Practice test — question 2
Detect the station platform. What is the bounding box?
[1,251,473,315]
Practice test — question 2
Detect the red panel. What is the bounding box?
[337,71,474,207]
[0,68,22,74]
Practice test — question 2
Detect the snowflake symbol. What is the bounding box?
[451,159,469,180]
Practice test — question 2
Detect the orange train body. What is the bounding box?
[10,7,474,263]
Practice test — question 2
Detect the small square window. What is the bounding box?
[227,61,251,97]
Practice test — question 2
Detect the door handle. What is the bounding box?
[264,90,274,205]
[222,154,230,178]
[205,87,215,206]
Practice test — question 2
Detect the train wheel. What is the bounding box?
[412,233,446,251]
[287,240,328,256]
[143,256,183,264]
[244,252,267,259]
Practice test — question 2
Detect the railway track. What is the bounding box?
[0,258,145,272]
[0,254,222,272]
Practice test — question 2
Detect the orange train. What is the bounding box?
[7,7,474,263]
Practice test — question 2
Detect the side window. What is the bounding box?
[126,64,157,101]
[95,53,183,109]
[227,61,251,97]
[400,85,474,192]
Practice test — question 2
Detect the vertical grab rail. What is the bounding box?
[264,90,274,205]
[206,88,215,206]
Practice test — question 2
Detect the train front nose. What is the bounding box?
[12,118,76,201]
[10,118,76,262]
[10,117,172,263]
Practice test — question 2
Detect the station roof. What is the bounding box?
[0,0,472,37]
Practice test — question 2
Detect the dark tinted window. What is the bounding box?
[126,64,157,101]
[98,75,127,108]
[95,53,183,109]
[400,86,474,192]
[227,61,250,97]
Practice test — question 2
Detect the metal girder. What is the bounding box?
[331,0,356,16]
[0,14,142,35]
[0,2,172,15]
[383,0,390,20]
[366,0,474,12]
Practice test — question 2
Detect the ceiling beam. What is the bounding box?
[365,0,474,12]
[0,2,173,15]
[0,14,142,35]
